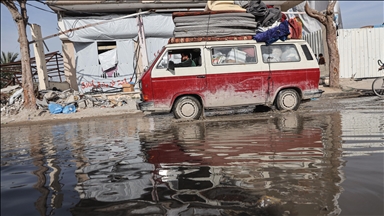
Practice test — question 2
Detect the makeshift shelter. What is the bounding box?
[47,0,311,93]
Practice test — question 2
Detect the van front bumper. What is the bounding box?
[137,101,172,113]
[137,101,155,111]
[302,89,324,100]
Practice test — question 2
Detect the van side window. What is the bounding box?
[261,44,300,63]
[301,45,314,61]
[211,46,257,65]
[169,48,201,68]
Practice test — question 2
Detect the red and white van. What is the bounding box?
[137,39,323,119]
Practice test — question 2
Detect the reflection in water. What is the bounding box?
[1,123,80,216]
[68,113,343,215]
[1,97,383,216]
[29,126,49,216]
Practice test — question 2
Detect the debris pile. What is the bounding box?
[1,85,24,116]
[1,85,137,116]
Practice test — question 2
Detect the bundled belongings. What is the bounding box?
[253,20,290,46]
[246,0,282,27]
[173,11,257,38]
[169,0,302,47]
[288,17,303,39]
[205,0,246,12]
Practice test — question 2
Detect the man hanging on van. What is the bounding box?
[174,52,196,67]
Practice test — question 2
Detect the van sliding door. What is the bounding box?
[204,45,265,107]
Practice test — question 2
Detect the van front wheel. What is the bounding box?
[276,89,300,111]
[173,96,202,120]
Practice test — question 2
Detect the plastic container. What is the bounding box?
[48,103,63,114]
[62,104,76,114]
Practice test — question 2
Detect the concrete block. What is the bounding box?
[65,95,76,104]
[77,100,86,109]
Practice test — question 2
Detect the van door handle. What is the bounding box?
[196,75,206,78]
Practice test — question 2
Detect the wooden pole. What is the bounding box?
[29,10,152,45]
[136,11,149,79]
[31,24,49,90]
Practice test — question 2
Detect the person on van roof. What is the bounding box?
[174,52,196,67]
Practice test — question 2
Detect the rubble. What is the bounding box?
[0,85,139,117]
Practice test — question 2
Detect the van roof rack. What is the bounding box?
[168,35,254,44]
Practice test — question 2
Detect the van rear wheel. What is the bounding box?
[276,89,300,111]
[173,96,202,120]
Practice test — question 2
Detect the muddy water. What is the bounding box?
[1,97,383,216]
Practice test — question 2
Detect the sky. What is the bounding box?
[1,1,383,57]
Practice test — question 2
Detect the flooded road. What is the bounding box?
[1,97,383,216]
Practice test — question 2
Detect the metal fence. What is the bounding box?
[337,28,384,79]
[304,27,384,79]
[303,29,324,57]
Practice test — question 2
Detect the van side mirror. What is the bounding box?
[167,61,175,73]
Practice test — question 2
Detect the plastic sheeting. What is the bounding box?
[74,38,169,93]
[99,48,117,71]
[145,38,169,64]
[75,40,135,92]
[62,13,174,42]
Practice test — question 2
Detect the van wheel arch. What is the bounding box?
[172,95,204,120]
[274,88,302,111]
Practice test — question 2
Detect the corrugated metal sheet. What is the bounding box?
[338,28,384,79]
[304,28,384,79]
[303,30,324,56]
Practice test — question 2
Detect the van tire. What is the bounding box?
[173,96,202,120]
[276,89,300,111]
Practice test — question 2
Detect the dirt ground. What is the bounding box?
[1,106,143,127]
[1,78,374,127]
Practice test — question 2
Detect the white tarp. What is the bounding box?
[75,40,135,92]
[145,38,169,64]
[62,13,173,92]
[99,48,117,71]
[74,38,169,93]
[62,13,174,42]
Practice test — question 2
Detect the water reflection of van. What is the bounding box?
[146,120,323,167]
[137,40,323,119]
[141,118,341,214]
